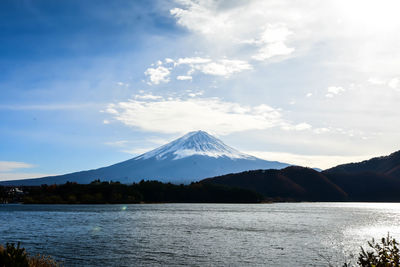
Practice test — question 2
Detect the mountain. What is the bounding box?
[202,150,400,202]
[324,150,400,179]
[1,131,289,185]
[201,166,348,201]
[322,150,400,201]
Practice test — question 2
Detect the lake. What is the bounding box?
[1,203,400,266]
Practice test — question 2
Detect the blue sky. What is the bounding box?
[1,0,400,180]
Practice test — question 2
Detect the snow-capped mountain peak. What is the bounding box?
[136,130,254,160]
[1,130,290,185]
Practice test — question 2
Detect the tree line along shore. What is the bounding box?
[0,180,262,204]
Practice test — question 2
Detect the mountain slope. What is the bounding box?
[202,150,400,201]
[1,131,289,185]
[324,150,400,178]
[322,150,400,201]
[201,166,348,201]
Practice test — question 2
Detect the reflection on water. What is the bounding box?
[1,203,400,266]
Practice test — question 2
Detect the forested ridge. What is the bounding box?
[1,180,262,204]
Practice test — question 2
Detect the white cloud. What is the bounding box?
[314,127,330,134]
[146,137,170,145]
[105,137,171,156]
[0,161,35,172]
[245,151,380,169]
[0,173,56,181]
[176,57,211,65]
[295,123,312,131]
[188,91,203,97]
[103,119,110,124]
[193,59,252,77]
[170,1,231,35]
[249,24,294,61]
[121,148,152,155]
[117,82,129,87]
[165,58,175,64]
[306,93,313,97]
[105,93,312,135]
[170,1,299,63]
[327,86,345,94]
[326,86,345,98]
[177,75,192,81]
[367,78,386,85]
[253,42,294,61]
[146,57,251,82]
[0,161,49,182]
[367,77,400,90]
[281,122,312,131]
[105,105,118,114]
[135,94,163,100]
[388,78,399,89]
[254,24,292,44]
[144,65,170,85]
[168,0,400,78]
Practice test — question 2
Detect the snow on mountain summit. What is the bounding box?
[136,130,254,160]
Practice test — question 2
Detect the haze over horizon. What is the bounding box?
[1,0,400,181]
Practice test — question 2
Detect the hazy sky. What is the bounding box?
[1,0,400,180]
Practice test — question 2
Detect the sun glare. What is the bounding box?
[335,0,400,31]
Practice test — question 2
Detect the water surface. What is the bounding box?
[1,203,400,266]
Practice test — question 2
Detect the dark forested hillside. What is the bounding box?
[202,163,400,202]
[324,150,400,179]
[201,166,348,201]
[323,172,400,202]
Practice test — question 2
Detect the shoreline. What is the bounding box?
[3,200,400,205]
